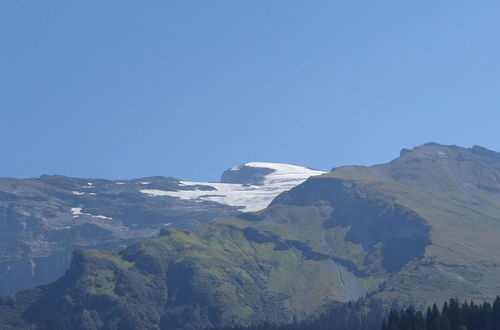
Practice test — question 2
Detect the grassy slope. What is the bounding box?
[327,144,500,307]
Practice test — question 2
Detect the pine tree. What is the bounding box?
[490,296,500,330]
[426,307,434,330]
[482,301,492,330]
[461,300,471,329]
[468,300,480,330]
[387,309,400,330]
[415,311,425,330]
[439,314,452,330]
[399,306,416,330]
[429,304,441,330]
[448,297,463,329]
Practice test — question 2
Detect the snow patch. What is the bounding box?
[71,207,83,216]
[94,215,112,220]
[30,259,36,277]
[72,191,84,195]
[70,207,112,220]
[436,151,446,158]
[140,162,325,212]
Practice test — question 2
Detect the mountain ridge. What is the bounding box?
[1,143,499,329]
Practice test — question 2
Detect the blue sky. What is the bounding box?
[1,1,499,181]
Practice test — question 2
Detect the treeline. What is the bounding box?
[382,297,500,330]
[214,296,500,330]
[213,298,383,330]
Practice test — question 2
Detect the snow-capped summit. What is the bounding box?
[140,162,325,212]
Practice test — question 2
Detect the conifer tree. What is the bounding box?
[439,314,451,330]
[447,297,462,329]
[491,296,500,330]
[430,303,441,330]
[425,307,433,330]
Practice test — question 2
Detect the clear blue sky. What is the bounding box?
[1,1,499,181]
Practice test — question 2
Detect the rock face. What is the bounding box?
[221,164,275,185]
[2,143,500,329]
[0,163,324,296]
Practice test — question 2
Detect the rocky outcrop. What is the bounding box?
[221,165,275,185]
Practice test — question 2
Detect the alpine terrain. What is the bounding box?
[0,163,323,296]
[0,143,499,330]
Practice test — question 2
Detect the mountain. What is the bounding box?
[0,163,323,296]
[1,143,500,330]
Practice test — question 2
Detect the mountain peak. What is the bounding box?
[373,143,500,196]
[397,143,472,161]
[396,143,500,163]
[221,163,275,185]
[221,162,324,186]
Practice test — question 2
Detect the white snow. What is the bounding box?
[94,215,112,220]
[70,207,112,220]
[436,151,446,158]
[116,182,126,185]
[139,182,151,185]
[72,191,85,195]
[30,259,36,277]
[71,207,83,217]
[140,162,325,212]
